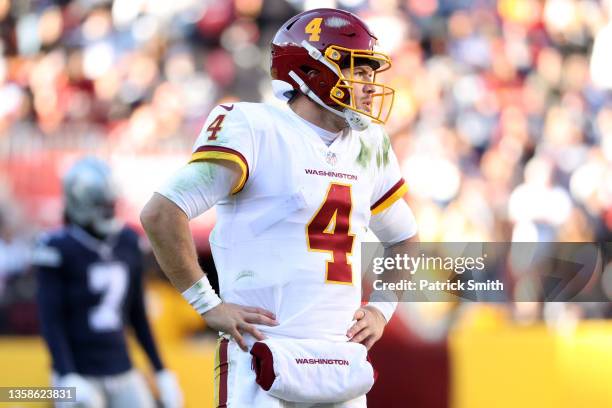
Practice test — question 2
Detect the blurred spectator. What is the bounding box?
[0,0,611,328]
[0,196,30,297]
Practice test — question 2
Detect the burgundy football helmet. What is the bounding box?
[271,8,395,130]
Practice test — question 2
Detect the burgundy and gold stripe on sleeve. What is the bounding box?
[190,146,249,194]
[370,178,408,215]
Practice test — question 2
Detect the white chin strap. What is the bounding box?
[288,70,371,131]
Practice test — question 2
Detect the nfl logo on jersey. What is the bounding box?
[326,151,338,166]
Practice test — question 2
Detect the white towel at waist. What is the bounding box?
[250,337,376,403]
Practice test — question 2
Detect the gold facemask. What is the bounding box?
[324,45,395,125]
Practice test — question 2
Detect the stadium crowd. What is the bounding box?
[0,0,611,332]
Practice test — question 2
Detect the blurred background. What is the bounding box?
[0,0,612,407]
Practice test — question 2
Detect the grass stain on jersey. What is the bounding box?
[381,132,391,166]
[356,133,391,169]
[174,162,218,196]
[356,136,371,168]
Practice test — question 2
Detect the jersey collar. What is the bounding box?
[68,225,123,260]
[284,105,349,150]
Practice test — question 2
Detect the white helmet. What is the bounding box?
[63,157,120,236]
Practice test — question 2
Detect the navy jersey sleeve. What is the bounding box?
[126,233,164,372]
[33,236,76,376]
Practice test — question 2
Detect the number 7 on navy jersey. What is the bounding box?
[87,263,128,332]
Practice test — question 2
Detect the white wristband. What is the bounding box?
[181,276,222,315]
[368,290,398,323]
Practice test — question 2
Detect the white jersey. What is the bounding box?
[190,102,408,342]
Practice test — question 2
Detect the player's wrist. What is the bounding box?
[361,304,385,323]
[155,368,174,382]
[181,276,222,315]
[367,290,398,323]
[366,302,395,324]
[155,369,183,408]
[58,372,86,381]
[56,373,103,406]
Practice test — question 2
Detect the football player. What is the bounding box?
[141,8,418,408]
[34,158,183,408]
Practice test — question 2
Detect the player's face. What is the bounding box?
[341,65,376,114]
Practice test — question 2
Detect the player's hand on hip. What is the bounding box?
[346,305,387,350]
[203,303,278,351]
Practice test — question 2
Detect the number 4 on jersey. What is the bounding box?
[307,183,354,284]
[207,114,226,141]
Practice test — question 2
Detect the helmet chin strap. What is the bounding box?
[343,108,371,131]
[288,70,371,131]
[92,217,121,237]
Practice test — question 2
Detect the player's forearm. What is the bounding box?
[132,322,164,371]
[39,322,77,375]
[368,234,419,322]
[129,275,164,371]
[36,277,77,375]
[140,193,205,291]
[382,234,419,299]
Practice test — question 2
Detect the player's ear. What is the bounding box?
[305,68,319,79]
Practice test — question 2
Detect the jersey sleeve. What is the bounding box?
[369,199,418,245]
[156,162,238,220]
[190,104,254,194]
[33,235,77,376]
[370,133,408,215]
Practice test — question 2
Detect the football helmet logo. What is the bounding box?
[271,8,395,130]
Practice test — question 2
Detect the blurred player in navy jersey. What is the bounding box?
[33,157,183,408]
